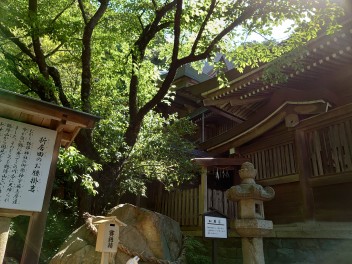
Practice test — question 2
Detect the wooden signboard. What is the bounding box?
[0,117,56,212]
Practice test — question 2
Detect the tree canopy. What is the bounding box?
[0,0,344,214]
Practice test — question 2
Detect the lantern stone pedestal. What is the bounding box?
[226,162,275,264]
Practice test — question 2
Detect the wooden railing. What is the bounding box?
[306,119,352,176]
[244,142,297,180]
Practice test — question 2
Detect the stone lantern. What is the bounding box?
[226,162,275,264]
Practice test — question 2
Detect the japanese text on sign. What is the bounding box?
[204,216,228,238]
[0,117,56,212]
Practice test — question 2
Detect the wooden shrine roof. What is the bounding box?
[183,18,352,122]
[0,89,100,148]
[180,18,352,153]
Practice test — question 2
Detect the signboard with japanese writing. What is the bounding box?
[96,222,119,253]
[0,117,56,212]
[204,216,228,239]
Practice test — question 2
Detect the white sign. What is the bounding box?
[0,117,56,212]
[96,222,119,252]
[204,216,228,238]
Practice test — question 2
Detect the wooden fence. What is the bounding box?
[158,188,236,226]
[244,142,297,180]
[207,189,236,219]
[306,119,352,176]
[158,188,199,226]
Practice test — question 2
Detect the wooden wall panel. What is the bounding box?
[240,123,295,153]
[240,123,297,180]
[314,182,352,222]
[306,118,352,176]
[264,182,304,224]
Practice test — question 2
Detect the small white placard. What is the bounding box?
[96,223,119,252]
[204,216,227,238]
[0,117,56,212]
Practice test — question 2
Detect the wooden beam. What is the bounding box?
[257,174,299,186]
[201,95,330,153]
[198,167,208,227]
[230,96,265,106]
[203,97,231,107]
[21,129,63,264]
[0,209,33,217]
[203,96,265,107]
[0,217,11,263]
[182,222,352,239]
[295,130,315,220]
[207,106,245,123]
[0,89,100,128]
[309,171,352,187]
[192,157,249,167]
[298,102,352,131]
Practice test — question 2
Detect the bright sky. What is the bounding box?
[246,20,294,42]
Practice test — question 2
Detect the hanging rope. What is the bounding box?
[83,213,186,264]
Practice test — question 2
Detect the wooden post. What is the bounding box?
[100,252,109,264]
[0,216,11,263]
[202,113,205,142]
[20,129,63,264]
[212,239,218,264]
[198,166,208,227]
[295,130,315,220]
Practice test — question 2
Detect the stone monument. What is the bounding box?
[226,162,275,264]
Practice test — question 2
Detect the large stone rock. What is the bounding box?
[50,204,185,264]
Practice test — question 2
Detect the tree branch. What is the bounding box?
[134,0,177,55]
[126,0,177,146]
[51,0,76,24]
[48,66,71,108]
[45,42,64,58]
[0,23,36,61]
[29,0,49,79]
[134,2,261,137]
[2,48,58,102]
[172,0,182,62]
[2,50,32,87]
[179,4,259,65]
[78,0,89,25]
[151,0,157,9]
[80,0,109,113]
[190,0,217,55]
[137,11,145,30]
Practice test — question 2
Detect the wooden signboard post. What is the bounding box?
[0,117,57,212]
[203,209,228,264]
[94,216,126,264]
[0,88,100,264]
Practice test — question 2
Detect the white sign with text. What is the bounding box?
[0,117,56,212]
[204,216,228,238]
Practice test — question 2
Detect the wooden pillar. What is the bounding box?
[21,129,63,264]
[212,239,218,264]
[198,166,208,227]
[295,130,315,220]
[201,113,205,143]
[0,216,11,263]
